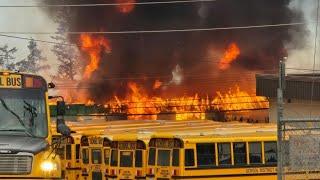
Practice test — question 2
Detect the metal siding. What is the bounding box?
[256,74,320,100]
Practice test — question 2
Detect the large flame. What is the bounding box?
[116,0,136,14]
[61,81,268,121]
[80,34,111,79]
[218,42,240,70]
[104,82,209,120]
[101,82,268,120]
[212,85,269,111]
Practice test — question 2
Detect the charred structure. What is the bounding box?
[44,0,305,99]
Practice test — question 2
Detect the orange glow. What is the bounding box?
[212,85,269,111]
[116,0,135,14]
[80,34,111,79]
[218,42,240,70]
[86,99,95,105]
[153,80,163,89]
[62,82,268,121]
[105,82,210,120]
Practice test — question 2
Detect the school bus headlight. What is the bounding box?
[40,161,57,172]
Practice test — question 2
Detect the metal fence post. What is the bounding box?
[277,60,285,180]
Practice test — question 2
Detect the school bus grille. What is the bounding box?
[0,155,32,174]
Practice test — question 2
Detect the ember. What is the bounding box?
[153,80,163,89]
[116,0,136,14]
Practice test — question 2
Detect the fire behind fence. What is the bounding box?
[50,85,269,121]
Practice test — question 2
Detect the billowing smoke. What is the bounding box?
[44,0,306,103]
[286,0,317,73]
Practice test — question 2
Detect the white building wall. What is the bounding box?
[269,98,320,123]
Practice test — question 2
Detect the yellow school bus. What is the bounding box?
[52,133,82,180]
[80,132,112,180]
[0,71,62,179]
[65,134,82,180]
[147,128,277,180]
[108,134,149,180]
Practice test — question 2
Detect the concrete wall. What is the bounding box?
[269,98,320,123]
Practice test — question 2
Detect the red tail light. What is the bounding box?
[67,162,71,168]
[111,169,116,175]
[148,168,154,175]
[136,170,142,176]
[173,169,178,176]
[82,168,87,173]
[105,169,109,175]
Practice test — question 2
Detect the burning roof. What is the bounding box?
[44,0,304,120]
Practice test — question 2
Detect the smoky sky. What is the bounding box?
[44,0,306,102]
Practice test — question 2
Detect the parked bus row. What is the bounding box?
[52,119,278,180]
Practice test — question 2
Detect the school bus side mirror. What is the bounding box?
[48,96,71,137]
[48,82,55,89]
[56,99,70,137]
[56,101,65,116]
[57,122,71,137]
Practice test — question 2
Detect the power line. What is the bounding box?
[0,22,306,35]
[0,0,217,7]
[0,34,76,46]
[0,22,306,49]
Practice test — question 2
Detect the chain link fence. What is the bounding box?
[280,119,320,180]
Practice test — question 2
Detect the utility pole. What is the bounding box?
[277,59,286,180]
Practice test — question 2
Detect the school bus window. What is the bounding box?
[92,149,102,164]
[172,149,179,166]
[82,148,89,164]
[120,151,133,167]
[76,144,80,160]
[148,148,156,166]
[196,143,215,167]
[111,149,118,166]
[104,149,110,165]
[66,144,72,160]
[185,149,195,167]
[249,142,262,164]
[264,142,277,164]
[233,142,247,165]
[157,149,170,166]
[218,143,231,165]
[135,150,143,167]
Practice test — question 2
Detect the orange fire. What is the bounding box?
[212,85,269,111]
[218,42,240,70]
[80,34,111,79]
[60,81,268,121]
[116,0,135,14]
[153,80,163,89]
[105,82,211,120]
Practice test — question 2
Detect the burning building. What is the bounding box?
[45,0,306,120]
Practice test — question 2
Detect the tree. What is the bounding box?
[0,45,17,70]
[51,8,79,80]
[15,39,48,73]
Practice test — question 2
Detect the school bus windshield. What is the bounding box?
[0,89,47,138]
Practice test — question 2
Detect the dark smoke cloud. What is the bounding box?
[44,0,306,102]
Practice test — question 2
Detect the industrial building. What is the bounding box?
[256,73,320,123]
